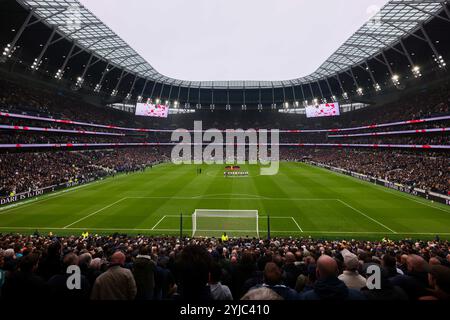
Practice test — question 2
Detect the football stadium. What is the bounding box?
[0,0,449,307]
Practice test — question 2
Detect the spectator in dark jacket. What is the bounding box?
[133,246,156,300]
[252,262,299,300]
[419,265,450,300]
[390,254,430,300]
[283,252,300,289]
[2,253,48,300]
[37,241,62,281]
[173,245,212,301]
[47,253,91,300]
[301,255,365,300]
[361,270,408,301]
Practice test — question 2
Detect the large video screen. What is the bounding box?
[305,102,340,118]
[135,103,169,118]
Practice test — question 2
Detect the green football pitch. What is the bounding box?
[0,162,449,240]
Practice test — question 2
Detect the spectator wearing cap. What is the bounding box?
[338,249,367,290]
[301,255,365,300]
[91,251,137,300]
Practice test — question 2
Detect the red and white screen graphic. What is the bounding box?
[305,103,340,118]
[135,103,169,118]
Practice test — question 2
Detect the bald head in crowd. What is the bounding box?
[63,253,79,267]
[429,257,441,266]
[285,252,296,264]
[264,262,282,286]
[317,255,338,279]
[110,251,126,266]
[407,254,429,273]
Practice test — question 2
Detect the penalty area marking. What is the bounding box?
[63,197,128,229]
[151,216,167,230]
[291,217,303,232]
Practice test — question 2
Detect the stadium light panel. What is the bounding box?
[374,83,381,92]
[392,74,400,86]
[412,66,422,78]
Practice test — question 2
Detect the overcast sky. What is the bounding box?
[79,0,389,82]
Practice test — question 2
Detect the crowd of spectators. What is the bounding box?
[282,149,449,195]
[1,78,449,132]
[0,148,169,197]
[0,234,449,301]
[0,78,448,199]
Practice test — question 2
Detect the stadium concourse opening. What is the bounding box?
[0,0,449,309]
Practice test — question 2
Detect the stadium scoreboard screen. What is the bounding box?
[135,103,169,118]
[305,102,340,118]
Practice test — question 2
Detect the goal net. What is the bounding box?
[192,209,259,238]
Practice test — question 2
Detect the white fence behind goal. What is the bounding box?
[192,209,259,238]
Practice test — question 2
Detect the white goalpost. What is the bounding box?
[192,209,259,238]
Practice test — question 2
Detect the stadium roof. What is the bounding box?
[16,0,447,89]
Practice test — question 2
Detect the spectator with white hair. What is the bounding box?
[241,287,283,300]
[338,249,367,290]
[0,233,449,301]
